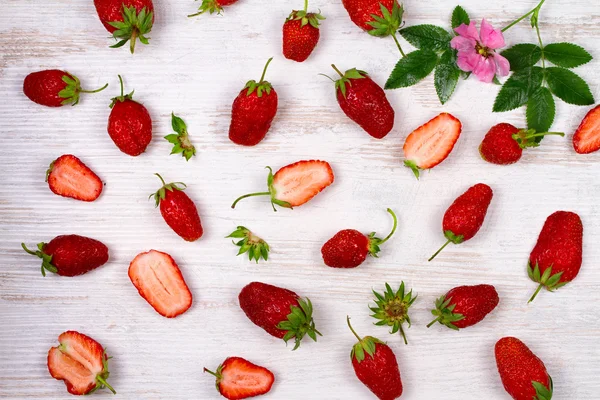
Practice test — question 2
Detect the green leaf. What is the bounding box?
[434,50,460,104]
[545,67,595,105]
[493,67,544,112]
[527,87,555,136]
[399,25,452,51]
[544,43,592,68]
[385,50,439,89]
[451,6,470,30]
[501,44,541,71]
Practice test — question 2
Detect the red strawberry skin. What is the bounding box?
[160,189,203,242]
[337,75,394,139]
[479,123,522,165]
[573,104,600,154]
[229,88,278,146]
[94,0,154,33]
[321,229,368,268]
[352,342,403,400]
[495,337,551,400]
[445,284,499,328]
[23,70,72,107]
[530,211,583,283]
[47,155,103,202]
[238,282,300,339]
[108,99,153,156]
[42,235,109,277]
[443,183,493,242]
[283,18,320,62]
[342,0,398,31]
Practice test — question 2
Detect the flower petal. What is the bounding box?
[493,53,510,77]
[480,19,505,50]
[473,57,496,83]
[454,21,480,42]
[457,51,482,73]
[451,36,477,52]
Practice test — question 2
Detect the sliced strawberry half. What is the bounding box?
[204,357,275,400]
[573,105,600,154]
[231,160,334,211]
[128,250,193,318]
[47,331,115,395]
[46,154,103,201]
[403,113,462,179]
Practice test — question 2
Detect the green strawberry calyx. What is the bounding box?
[108,5,153,54]
[188,0,226,17]
[347,316,384,363]
[88,350,116,395]
[149,173,187,207]
[287,0,325,28]
[426,294,465,330]
[367,208,398,257]
[370,282,417,344]
[428,230,464,262]
[327,65,367,98]
[527,263,566,303]
[165,113,196,161]
[21,242,57,277]
[532,376,553,400]
[277,298,321,350]
[512,129,565,149]
[403,160,421,179]
[203,363,225,391]
[230,166,292,212]
[109,75,135,108]
[226,226,270,263]
[58,73,108,106]
[244,58,274,98]
[367,2,406,56]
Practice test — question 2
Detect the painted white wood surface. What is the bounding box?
[1,0,599,398]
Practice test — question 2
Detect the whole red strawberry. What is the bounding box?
[22,235,109,277]
[341,0,404,52]
[188,0,239,17]
[282,1,325,62]
[23,70,108,107]
[427,284,499,330]
[347,317,402,400]
[46,154,103,202]
[150,174,203,242]
[327,65,395,139]
[480,123,565,165]
[495,337,553,400]
[322,208,397,268]
[527,211,583,303]
[238,282,321,350]
[94,0,154,53]
[48,331,115,395]
[429,183,493,261]
[229,58,278,146]
[108,75,152,156]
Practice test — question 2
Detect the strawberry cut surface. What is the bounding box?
[271,160,334,207]
[128,250,193,318]
[573,105,600,154]
[205,357,274,400]
[46,155,103,202]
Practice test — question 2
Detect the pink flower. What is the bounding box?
[450,19,510,83]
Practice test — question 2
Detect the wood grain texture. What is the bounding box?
[1,0,600,398]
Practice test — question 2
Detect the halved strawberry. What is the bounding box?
[128,250,192,318]
[573,105,600,154]
[231,160,334,211]
[403,112,462,179]
[204,357,275,400]
[46,155,103,202]
[47,331,115,395]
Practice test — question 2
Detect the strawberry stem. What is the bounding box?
[528,283,545,303]
[331,64,344,78]
[346,316,362,342]
[379,208,398,245]
[79,82,109,94]
[203,367,219,378]
[117,75,124,97]
[155,173,167,186]
[21,243,37,256]
[428,239,452,262]
[526,131,564,139]
[398,323,408,345]
[391,33,406,57]
[130,29,138,54]
[303,0,308,13]
[96,375,116,394]
[259,58,274,84]
[231,192,271,208]
[426,316,442,328]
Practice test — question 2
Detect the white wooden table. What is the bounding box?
[1,0,599,398]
